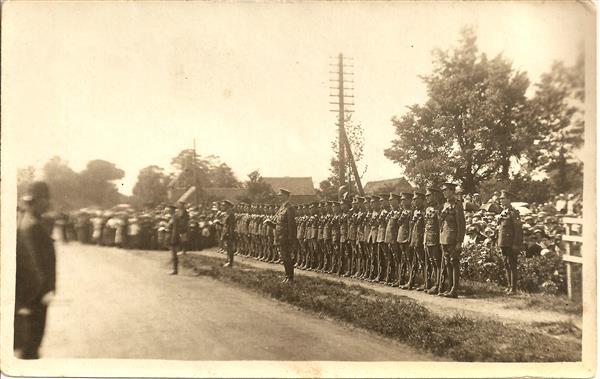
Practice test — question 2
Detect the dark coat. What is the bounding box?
[17,212,56,304]
[274,201,296,247]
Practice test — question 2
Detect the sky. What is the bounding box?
[2,1,591,195]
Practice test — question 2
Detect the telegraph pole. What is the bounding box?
[329,53,364,195]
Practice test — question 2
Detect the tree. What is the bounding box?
[79,159,125,207]
[42,156,81,210]
[528,54,584,194]
[240,170,276,204]
[208,163,241,188]
[131,165,169,208]
[171,149,240,188]
[385,27,532,193]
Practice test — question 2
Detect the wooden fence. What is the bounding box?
[561,217,583,300]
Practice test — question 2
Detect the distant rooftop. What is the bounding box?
[364,177,414,194]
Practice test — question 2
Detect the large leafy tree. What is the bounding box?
[385,27,531,193]
[239,170,275,204]
[78,159,125,207]
[131,165,170,208]
[171,149,240,189]
[528,53,584,194]
[42,156,82,210]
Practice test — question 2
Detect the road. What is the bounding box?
[41,242,436,361]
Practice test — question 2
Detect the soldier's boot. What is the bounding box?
[439,257,451,296]
[443,259,459,298]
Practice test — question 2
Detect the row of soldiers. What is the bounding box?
[215,184,522,297]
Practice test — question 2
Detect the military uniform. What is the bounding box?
[497,190,523,293]
[221,201,236,267]
[408,191,427,290]
[396,193,414,287]
[439,182,466,297]
[384,193,401,286]
[423,187,442,293]
[275,189,297,282]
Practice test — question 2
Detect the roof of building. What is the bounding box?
[364,177,414,194]
[261,177,316,196]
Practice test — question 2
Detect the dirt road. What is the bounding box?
[41,243,436,361]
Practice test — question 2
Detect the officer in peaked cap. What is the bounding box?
[275,188,296,283]
[438,182,465,298]
[497,189,523,294]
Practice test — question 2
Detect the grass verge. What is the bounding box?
[183,254,581,362]
[460,279,582,315]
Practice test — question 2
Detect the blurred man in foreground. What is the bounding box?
[15,181,56,359]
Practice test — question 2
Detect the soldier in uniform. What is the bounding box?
[339,196,352,277]
[367,196,381,281]
[316,202,326,272]
[384,193,401,285]
[439,182,466,297]
[169,202,189,275]
[330,201,342,275]
[305,203,318,270]
[359,196,372,280]
[347,196,361,277]
[423,187,442,293]
[497,190,523,294]
[15,181,56,359]
[221,200,237,267]
[376,195,390,283]
[406,190,426,290]
[321,201,332,273]
[397,192,414,287]
[274,189,297,283]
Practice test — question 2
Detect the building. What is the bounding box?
[262,177,317,204]
[363,177,414,195]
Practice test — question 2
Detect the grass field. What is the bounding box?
[183,254,581,362]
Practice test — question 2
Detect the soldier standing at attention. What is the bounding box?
[376,195,390,283]
[306,203,319,271]
[346,196,359,277]
[316,202,326,272]
[360,196,373,280]
[330,201,342,275]
[423,187,442,293]
[367,196,381,281]
[274,188,297,283]
[16,181,55,359]
[339,196,352,277]
[221,200,236,268]
[384,193,401,285]
[406,190,426,290]
[397,192,414,287]
[439,183,466,298]
[497,190,523,294]
[352,196,366,278]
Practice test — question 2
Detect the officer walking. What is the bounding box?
[274,188,297,283]
[169,202,189,275]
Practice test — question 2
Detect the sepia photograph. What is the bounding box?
[0,1,596,377]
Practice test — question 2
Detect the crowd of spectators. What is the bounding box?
[51,203,221,251]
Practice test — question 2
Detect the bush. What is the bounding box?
[460,244,567,294]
